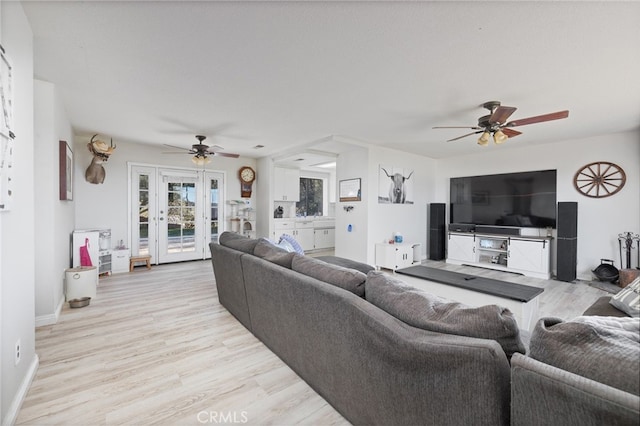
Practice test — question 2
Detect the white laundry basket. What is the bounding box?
[65,266,98,301]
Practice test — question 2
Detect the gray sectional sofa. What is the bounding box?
[209,232,640,426]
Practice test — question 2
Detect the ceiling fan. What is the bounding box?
[163,135,240,165]
[433,101,569,146]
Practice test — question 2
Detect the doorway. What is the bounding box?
[130,165,225,264]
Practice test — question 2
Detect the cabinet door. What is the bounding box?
[314,229,335,250]
[274,167,300,201]
[397,245,413,268]
[508,239,549,274]
[447,234,476,263]
[295,228,315,252]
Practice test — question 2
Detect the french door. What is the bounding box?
[130,165,225,264]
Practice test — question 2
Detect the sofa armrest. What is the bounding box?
[511,353,640,426]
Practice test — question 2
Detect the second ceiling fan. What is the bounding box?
[164,135,240,165]
[433,101,569,146]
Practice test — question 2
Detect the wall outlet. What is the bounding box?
[15,339,21,366]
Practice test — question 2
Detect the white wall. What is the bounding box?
[73,138,258,253]
[0,2,38,423]
[33,80,75,326]
[366,146,437,265]
[435,131,640,280]
[335,146,369,263]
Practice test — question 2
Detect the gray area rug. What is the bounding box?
[587,279,621,294]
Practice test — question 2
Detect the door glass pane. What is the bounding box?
[138,173,150,255]
[139,224,149,255]
[209,178,220,243]
[139,175,148,190]
[166,180,196,253]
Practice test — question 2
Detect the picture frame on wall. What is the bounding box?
[339,178,361,202]
[59,140,73,200]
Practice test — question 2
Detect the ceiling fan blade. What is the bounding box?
[506,110,569,127]
[501,128,522,138]
[163,144,192,151]
[433,126,482,130]
[205,145,225,153]
[489,106,517,124]
[162,151,193,154]
[213,152,240,158]
[446,130,484,142]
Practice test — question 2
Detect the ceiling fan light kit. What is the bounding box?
[435,101,569,147]
[477,132,490,146]
[192,155,211,166]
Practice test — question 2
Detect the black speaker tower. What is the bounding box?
[428,203,446,260]
[557,202,578,282]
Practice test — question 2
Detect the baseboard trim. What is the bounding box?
[2,354,39,426]
[35,296,64,327]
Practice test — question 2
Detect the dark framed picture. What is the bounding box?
[339,178,361,202]
[59,140,73,200]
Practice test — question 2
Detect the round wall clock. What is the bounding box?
[239,166,255,198]
[573,161,626,198]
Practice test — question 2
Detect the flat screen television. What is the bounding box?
[450,170,557,228]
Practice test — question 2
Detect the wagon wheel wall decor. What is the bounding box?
[573,161,626,198]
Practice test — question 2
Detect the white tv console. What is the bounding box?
[446,231,552,280]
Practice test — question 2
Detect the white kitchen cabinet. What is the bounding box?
[295,228,315,252]
[446,233,476,263]
[274,167,300,201]
[375,243,414,271]
[314,228,335,250]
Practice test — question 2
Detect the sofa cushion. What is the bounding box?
[365,271,526,359]
[253,238,296,268]
[291,255,366,297]
[529,316,640,395]
[610,277,640,317]
[219,232,260,254]
[315,255,375,275]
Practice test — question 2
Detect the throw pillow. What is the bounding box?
[610,277,640,317]
[278,234,304,255]
[291,255,366,297]
[253,238,296,268]
[365,271,526,359]
[529,316,640,395]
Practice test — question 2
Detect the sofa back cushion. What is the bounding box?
[253,238,296,268]
[365,271,526,359]
[529,316,640,395]
[291,255,366,297]
[219,232,260,254]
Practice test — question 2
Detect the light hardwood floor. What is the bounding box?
[17,258,610,425]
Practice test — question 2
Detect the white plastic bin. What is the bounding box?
[65,266,98,301]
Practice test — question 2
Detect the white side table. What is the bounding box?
[375,243,415,271]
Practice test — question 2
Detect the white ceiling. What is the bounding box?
[21,1,640,161]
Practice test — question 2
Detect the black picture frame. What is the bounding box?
[59,140,73,200]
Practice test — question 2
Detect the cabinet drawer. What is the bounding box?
[295,220,314,229]
[275,221,295,230]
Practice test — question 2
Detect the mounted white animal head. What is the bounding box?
[381,167,413,204]
[85,134,116,184]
